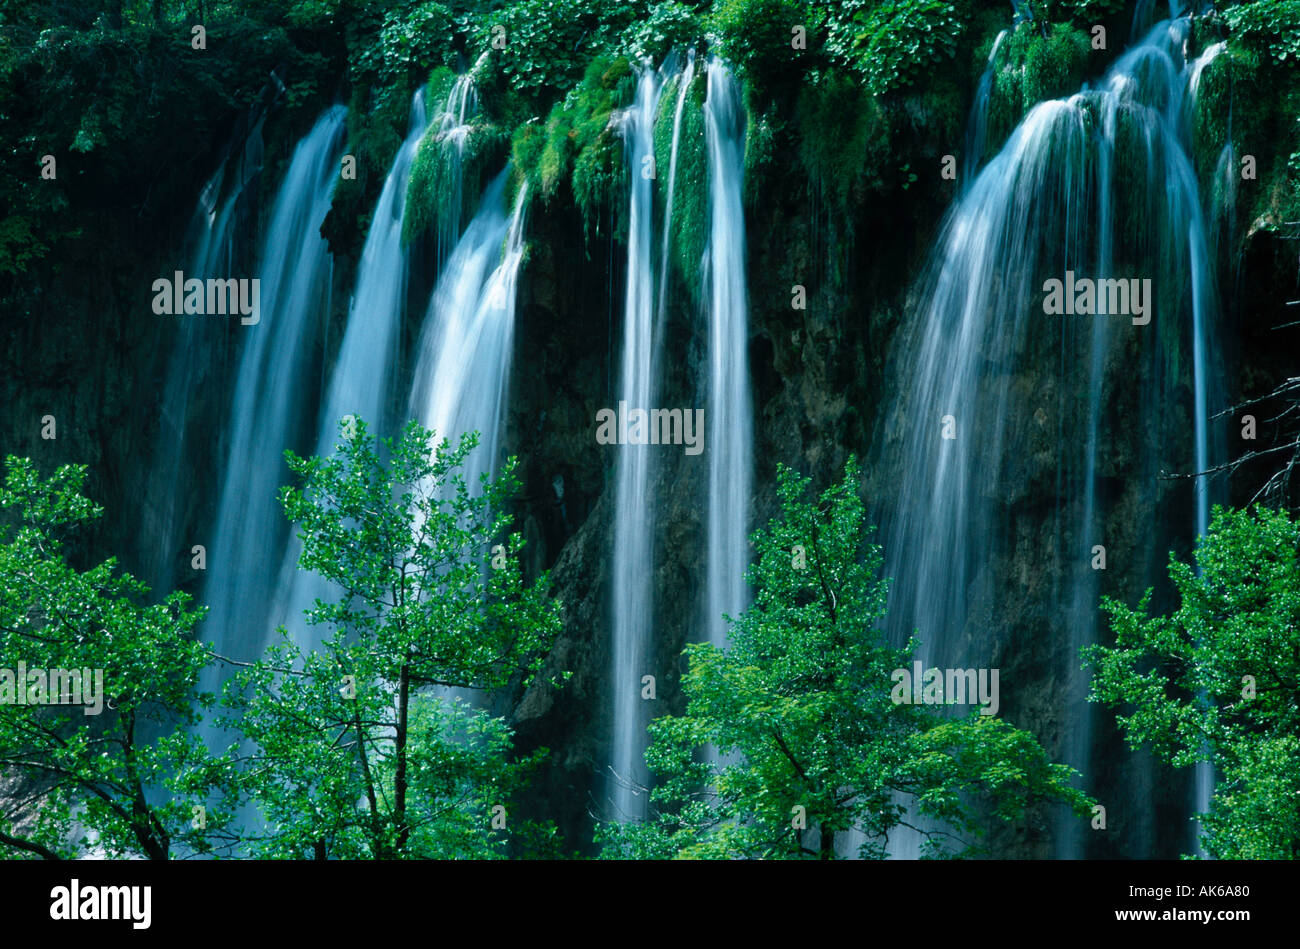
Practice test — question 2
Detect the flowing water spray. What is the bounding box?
[268,91,430,657]
[963,29,1008,185]
[409,170,526,493]
[653,51,694,354]
[239,75,480,680]
[198,106,346,714]
[609,66,666,820]
[702,60,752,660]
[877,13,1220,858]
[405,171,528,715]
[424,61,486,261]
[143,117,264,593]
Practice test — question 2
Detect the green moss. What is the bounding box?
[1193,37,1300,240]
[404,115,509,245]
[1023,23,1091,108]
[796,68,889,213]
[511,120,547,196]
[573,128,624,241]
[742,97,779,210]
[652,69,708,301]
[918,73,965,150]
[521,53,633,232]
[986,21,1092,159]
[425,66,458,110]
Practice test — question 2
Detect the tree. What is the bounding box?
[0,457,236,859]
[600,459,1090,859]
[1085,505,1300,859]
[224,418,563,858]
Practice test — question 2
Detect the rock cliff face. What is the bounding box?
[3,22,1297,858]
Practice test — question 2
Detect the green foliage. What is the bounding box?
[708,0,813,99]
[1041,0,1126,21]
[351,2,458,93]
[825,0,964,96]
[1224,0,1300,69]
[600,460,1090,859]
[469,0,644,122]
[0,457,233,860]
[0,7,340,283]
[621,2,704,64]
[1086,506,1300,859]
[226,418,563,859]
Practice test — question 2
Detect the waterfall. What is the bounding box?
[702,61,752,657]
[409,168,528,499]
[143,118,263,593]
[609,66,665,820]
[877,14,1220,858]
[425,64,484,260]
[198,106,346,705]
[963,29,1008,184]
[270,90,429,655]
[403,170,527,717]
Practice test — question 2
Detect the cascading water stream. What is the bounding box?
[424,62,486,261]
[702,61,752,658]
[404,171,527,716]
[142,119,263,594]
[197,106,347,715]
[963,29,1008,185]
[877,12,1220,858]
[270,90,429,656]
[409,169,526,493]
[609,66,665,820]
